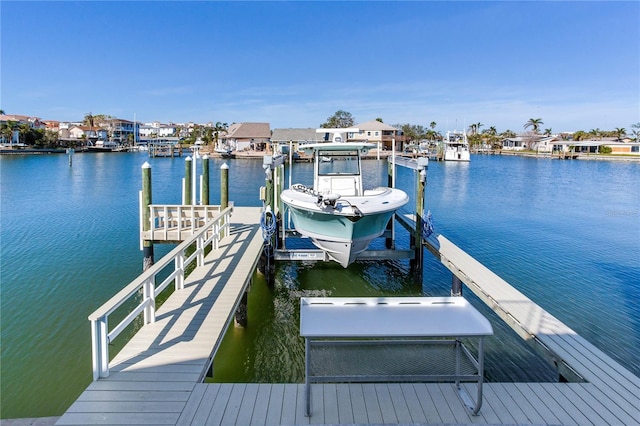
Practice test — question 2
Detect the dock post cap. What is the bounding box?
[142,161,151,169]
[221,163,229,169]
[185,156,192,162]
[202,154,209,160]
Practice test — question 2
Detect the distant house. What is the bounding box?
[101,118,136,143]
[350,120,403,150]
[270,128,319,153]
[221,122,271,151]
[530,136,556,153]
[0,114,45,145]
[604,141,640,155]
[43,120,60,131]
[68,126,107,142]
[565,140,640,155]
[139,122,178,140]
[501,137,526,151]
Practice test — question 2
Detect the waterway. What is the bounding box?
[1,152,638,419]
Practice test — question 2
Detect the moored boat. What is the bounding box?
[443,130,470,161]
[281,132,409,267]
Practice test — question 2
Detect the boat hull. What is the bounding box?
[281,187,408,267]
[444,149,470,161]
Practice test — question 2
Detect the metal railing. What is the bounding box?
[88,204,233,380]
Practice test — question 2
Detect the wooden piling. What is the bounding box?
[202,155,210,205]
[142,162,154,271]
[410,159,427,274]
[184,157,193,205]
[221,163,229,209]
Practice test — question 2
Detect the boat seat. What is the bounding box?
[318,176,358,196]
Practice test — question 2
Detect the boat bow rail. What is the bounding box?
[89,205,233,380]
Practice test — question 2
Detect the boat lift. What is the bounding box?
[260,146,431,275]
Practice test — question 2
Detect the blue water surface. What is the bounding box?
[1,152,638,419]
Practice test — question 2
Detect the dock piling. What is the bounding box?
[141,162,154,270]
[221,163,229,209]
[220,163,229,240]
[410,158,428,274]
[184,157,193,205]
[202,155,210,205]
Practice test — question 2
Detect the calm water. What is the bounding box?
[1,152,639,419]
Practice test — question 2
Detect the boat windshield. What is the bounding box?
[317,150,360,175]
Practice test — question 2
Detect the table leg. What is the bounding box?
[472,336,484,416]
[305,338,311,416]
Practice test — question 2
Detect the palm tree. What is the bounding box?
[429,121,436,130]
[468,122,483,135]
[614,127,626,141]
[84,112,95,128]
[544,128,552,136]
[524,118,543,134]
[501,129,516,138]
[0,121,15,144]
[213,122,228,147]
[18,122,31,144]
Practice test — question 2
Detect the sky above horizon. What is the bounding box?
[2,1,639,134]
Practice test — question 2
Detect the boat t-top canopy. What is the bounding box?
[316,127,360,143]
[299,142,375,155]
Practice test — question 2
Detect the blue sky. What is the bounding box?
[2,1,638,134]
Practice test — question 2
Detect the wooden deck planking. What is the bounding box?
[56,209,640,425]
[434,233,640,419]
[168,382,640,425]
[56,208,264,426]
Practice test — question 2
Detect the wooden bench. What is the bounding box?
[300,297,494,417]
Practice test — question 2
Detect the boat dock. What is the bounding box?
[54,203,639,425]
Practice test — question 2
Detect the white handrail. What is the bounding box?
[89,204,233,380]
[146,204,223,241]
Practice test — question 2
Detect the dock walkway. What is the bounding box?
[56,207,264,425]
[55,208,640,425]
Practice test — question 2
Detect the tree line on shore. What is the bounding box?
[1,108,639,149]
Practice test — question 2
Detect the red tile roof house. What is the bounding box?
[221,122,271,152]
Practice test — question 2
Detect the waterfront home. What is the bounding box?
[138,122,179,139]
[221,122,271,152]
[68,125,107,143]
[530,136,556,153]
[350,120,404,151]
[0,114,45,145]
[271,128,318,154]
[558,139,640,155]
[102,118,136,143]
[501,137,527,151]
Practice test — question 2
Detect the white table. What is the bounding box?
[300,297,494,416]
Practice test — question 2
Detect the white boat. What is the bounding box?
[280,131,409,267]
[443,130,470,161]
[214,147,233,158]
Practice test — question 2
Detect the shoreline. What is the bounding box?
[2,147,639,162]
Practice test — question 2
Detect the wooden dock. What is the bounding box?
[55,207,640,425]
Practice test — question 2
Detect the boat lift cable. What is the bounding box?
[260,206,277,245]
[260,205,277,283]
[422,210,434,239]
